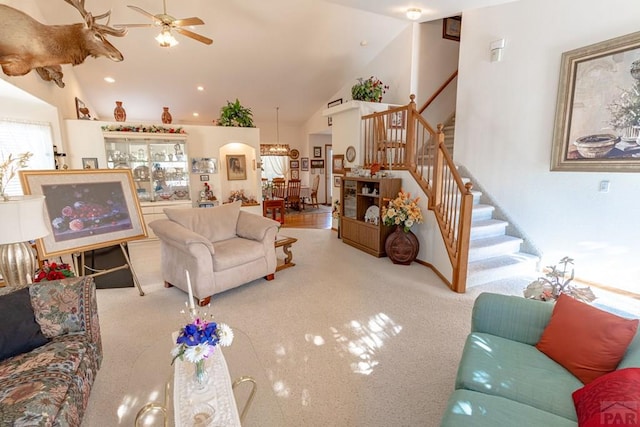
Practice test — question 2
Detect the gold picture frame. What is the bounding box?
[551,30,640,172]
[19,169,147,258]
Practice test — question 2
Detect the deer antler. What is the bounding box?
[63,0,126,37]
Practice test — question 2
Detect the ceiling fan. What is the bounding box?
[119,0,213,47]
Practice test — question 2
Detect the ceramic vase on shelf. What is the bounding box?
[385,226,419,265]
[161,107,172,124]
[113,101,126,122]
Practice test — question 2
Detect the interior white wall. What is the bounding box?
[304,24,417,137]
[455,0,640,289]
[416,20,460,126]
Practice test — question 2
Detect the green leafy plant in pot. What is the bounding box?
[217,99,255,127]
[351,76,389,102]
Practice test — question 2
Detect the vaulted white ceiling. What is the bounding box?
[30,0,516,125]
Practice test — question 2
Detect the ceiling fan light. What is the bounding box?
[156,27,178,47]
[406,8,422,20]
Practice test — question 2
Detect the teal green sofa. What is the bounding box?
[440,293,640,426]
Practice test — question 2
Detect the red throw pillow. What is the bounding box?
[536,294,638,384]
[573,368,640,427]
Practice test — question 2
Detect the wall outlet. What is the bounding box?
[599,180,610,193]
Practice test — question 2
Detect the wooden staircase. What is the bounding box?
[467,196,538,287]
[359,79,538,292]
[443,116,539,288]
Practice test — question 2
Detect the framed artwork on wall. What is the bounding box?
[443,16,461,41]
[290,160,299,169]
[291,169,299,180]
[327,98,342,126]
[389,108,406,129]
[82,158,98,169]
[19,169,146,258]
[226,154,247,180]
[551,31,640,172]
[313,146,322,158]
[310,159,324,169]
[191,158,218,174]
[75,97,92,120]
[333,176,341,187]
[301,157,309,171]
[332,154,345,174]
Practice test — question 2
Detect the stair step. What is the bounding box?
[468,235,523,262]
[470,219,508,240]
[466,253,539,288]
[472,204,494,221]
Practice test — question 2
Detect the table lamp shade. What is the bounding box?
[0,195,49,287]
[0,195,49,244]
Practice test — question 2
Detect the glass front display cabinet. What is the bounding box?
[103,132,190,203]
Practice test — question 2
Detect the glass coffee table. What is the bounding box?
[133,327,284,426]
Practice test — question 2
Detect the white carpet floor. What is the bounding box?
[79,228,638,426]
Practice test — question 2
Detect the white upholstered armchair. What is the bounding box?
[148,201,280,306]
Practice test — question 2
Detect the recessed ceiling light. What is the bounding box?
[197,86,204,91]
[406,8,422,20]
[104,77,115,83]
[360,40,368,47]
[193,112,199,117]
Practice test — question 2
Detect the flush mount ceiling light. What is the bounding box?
[406,8,422,20]
[104,76,115,83]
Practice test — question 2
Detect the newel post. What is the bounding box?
[452,182,474,293]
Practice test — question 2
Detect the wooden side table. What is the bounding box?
[263,198,285,224]
[274,235,297,271]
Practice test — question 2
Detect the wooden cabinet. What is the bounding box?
[340,177,401,257]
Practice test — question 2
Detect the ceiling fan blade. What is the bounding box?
[174,27,213,45]
[172,17,205,27]
[127,5,162,24]
[114,23,154,28]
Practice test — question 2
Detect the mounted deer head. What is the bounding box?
[0,0,126,88]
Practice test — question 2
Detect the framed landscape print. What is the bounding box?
[19,169,146,258]
[226,154,247,180]
[310,159,324,169]
[551,31,640,172]
[290,160,299,169]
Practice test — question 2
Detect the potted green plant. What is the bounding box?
[217,99,255,127]
[351,76,389,102]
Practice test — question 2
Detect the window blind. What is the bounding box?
[0,119,55,196]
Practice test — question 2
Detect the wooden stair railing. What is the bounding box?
[361,94,471,293]
[418,70,458,115]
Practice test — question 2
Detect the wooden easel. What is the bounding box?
[72,242,144,296]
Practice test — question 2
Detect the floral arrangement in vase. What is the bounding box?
[382,190,424,232]
[351,76,389,102]
[171,304,234,389]
[34,261,75,282]
[523,256,596,303]
[0,151,32,200]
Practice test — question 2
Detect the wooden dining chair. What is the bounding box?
[309,174,320,209]
[272,178,286,199]
[285,179,302,210]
